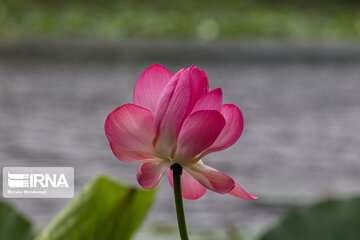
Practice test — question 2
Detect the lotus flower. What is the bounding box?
[105,64,257,200]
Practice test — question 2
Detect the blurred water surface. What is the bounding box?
[0,44,360,234]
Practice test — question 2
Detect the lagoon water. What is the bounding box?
[1,43,360,236]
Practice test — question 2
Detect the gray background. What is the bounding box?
[0,41,360,235]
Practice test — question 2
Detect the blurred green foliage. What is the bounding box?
[0,200,34,240]
[260,196,360,240]
[1,181,360,239]
[1,0,360,41]
[0,176,155,240]
[36,175,156,240]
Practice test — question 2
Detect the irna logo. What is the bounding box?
[8,172,69,188]
[3,167,74,198]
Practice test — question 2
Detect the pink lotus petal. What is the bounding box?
[110,143,157,162]
[154,69,192,156]
[229,183,258,200]
[105,103,155,153]
[185,161,235,194]
[154,66,211,156]
[154,69,186,131]
[203,104,244,156]
[174,110,225,164]
[167,168,207,200]
[192,88,223,113]
[189,66,209,103]
[136,161,170,189]
[200,70,210,93]
[133,64,173,113]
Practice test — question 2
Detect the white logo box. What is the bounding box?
[3,167,74,198]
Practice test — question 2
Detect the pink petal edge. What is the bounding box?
[185,162,235,194]
[230,183,258,200]
[110,143,157,162]
[192,88,223,113]
[189,66,209,104]
[105,103,156,153]
[202,104,244,156]
[136,161,170,189]
[174,110,225,164]
[133,64,173,113]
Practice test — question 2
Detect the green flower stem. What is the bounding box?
[171,163,189,240]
